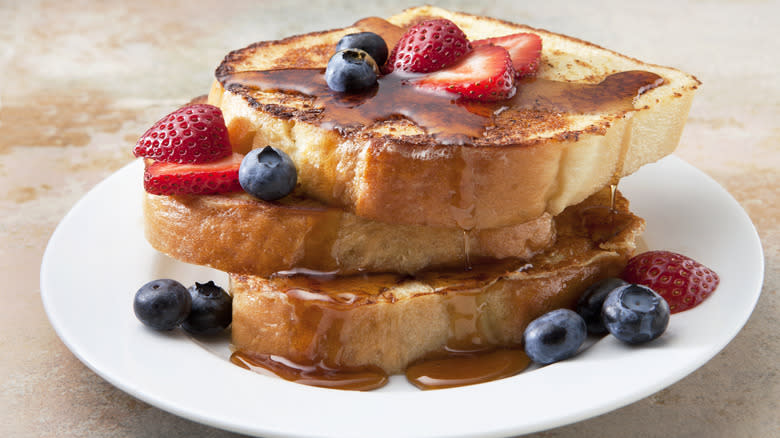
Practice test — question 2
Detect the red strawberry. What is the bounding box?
[473,33,542,78]
[134,104,232,164]
[143,153,243,195]
[621,251,720,314]
[385,19,471,73]
[413,44,516,102]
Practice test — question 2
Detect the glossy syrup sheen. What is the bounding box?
[230,349,531,391]
[231,260,532,390]
[406,349,531,390]
[230,351,388,391]
[218,68,663,145]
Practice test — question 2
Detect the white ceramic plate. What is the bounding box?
[41,156,763,438]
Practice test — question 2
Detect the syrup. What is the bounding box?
[608,110,635,211]
[507,71,664,115]
[231,261,523,390]
[231,349,531,391]
[406,349,530,390]
[462,229,473,271]
[579,205,635,243]
[217,70,664,145]
[609,183,619,211]
[231,351,388,391]
[221,70,486,144]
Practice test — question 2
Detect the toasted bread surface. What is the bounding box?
[143,190,554,276]
[230,188,644,374]
[209,6,698,228]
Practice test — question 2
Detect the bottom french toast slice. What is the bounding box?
[230,188,644,374]
[143,190,554,276]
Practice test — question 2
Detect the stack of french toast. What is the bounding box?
[141,6,699,381]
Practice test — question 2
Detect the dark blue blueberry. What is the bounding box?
[181,281,232,336]
[576,277,629,335]
[134,279,191,331]
[523,309,587,365]
[602,284,670,344]
[238,146,297,201]
[325,49,378,93]
[336,32,389,66]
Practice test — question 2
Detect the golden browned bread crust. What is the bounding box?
[209,5,699,228]
[231,188,645,374]
[143,190,554,276]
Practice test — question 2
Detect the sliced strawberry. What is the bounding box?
[413,44,516,102]
[385,19,471,73]
[473,33,542,78]
[134,104,232,164]
[143,153,243,195]
[621,251,720,314]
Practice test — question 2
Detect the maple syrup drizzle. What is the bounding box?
[507,72,665,114]
[231,351,388,391]
[463,229,473,271]
[230,261,522,391]
[221,70,486,144]
[609,183,619,212]
[406,349,531,390]
[218,69,664,145]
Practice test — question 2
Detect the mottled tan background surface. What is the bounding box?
[1,0,777,436]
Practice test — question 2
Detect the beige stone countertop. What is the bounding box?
[1,0,777,436]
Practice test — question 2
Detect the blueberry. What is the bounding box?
[602,284,670,344]
[325,49,378,93]
[238,146,297,201]
[336,32,389,66]
[523,309,587,365]
[576,277,629,335]
[181,281,232,336]
[134,279,191,331]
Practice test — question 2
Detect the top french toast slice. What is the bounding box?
[209,5,699,229]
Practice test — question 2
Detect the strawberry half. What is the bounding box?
[134,104,232,164]
[412,44,516,102]
[143,153,243,195]
[472,33,542,78]
[385,18,471,73]
[621,251,720,314]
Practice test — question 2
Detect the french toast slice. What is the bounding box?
[143,190,554,276]
[230,188,644,374]
[209,5,699,228]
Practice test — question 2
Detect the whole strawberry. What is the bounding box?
[134,104,232,164]
[621,251,720,314]
[385,19,471,73]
